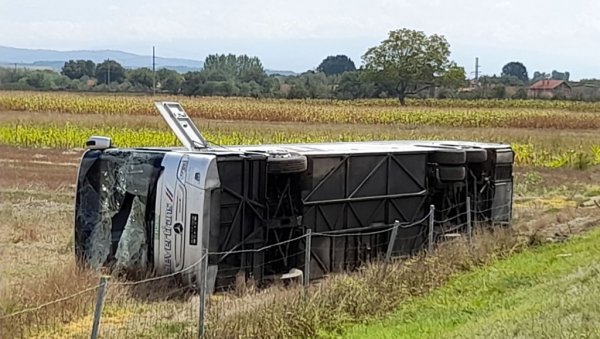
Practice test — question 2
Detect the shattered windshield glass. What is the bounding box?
[75,149,165,272]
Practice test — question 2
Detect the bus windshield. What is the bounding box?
[74,149,165,272]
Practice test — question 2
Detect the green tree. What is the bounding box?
[303,72,332,98]
[287,82,309,99]
[551,70,570,81]
[531,71,548,83]
[61,60,96,80]
[95,60,125,84]
[23,71,46,88]
[284,72,336,99]
[181,71,206,96]
[440,63,467,89]
[203,54,267,84]
[512,88,528,99]
[317,55,356,76]
[157,68,184,94]
[126,67,154,89]
[196,54,269,97]
[493,85,507,99]
[501,62,528,83]
[261,76,281,98]
[335,71,378,99]
[362,28,453,105]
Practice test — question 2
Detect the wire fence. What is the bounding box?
[0,197,511,338]
[0,285,98,338]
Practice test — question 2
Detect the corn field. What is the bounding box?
[1,91,600,129]
[1,91,599,169]
[1,123,599,168]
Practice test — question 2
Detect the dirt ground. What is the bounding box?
[0,146,80,291]
[0,145,82,191]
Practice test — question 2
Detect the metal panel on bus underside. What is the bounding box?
[491,181,513,222]
[301,152,429,278]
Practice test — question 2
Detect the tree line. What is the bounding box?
[0,59,185,93]
[0,29,469,104]
[0,28,597,102]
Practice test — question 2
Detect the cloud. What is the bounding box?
[1,0,597,46]
[0,0,597,76]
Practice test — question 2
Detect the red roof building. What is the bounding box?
[528,80,572,98]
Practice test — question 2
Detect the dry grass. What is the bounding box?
[515,206,600,244]
[0,262,98,338]
[0,263,97,314]
[204,228,521,338]
[0,218,595,338]
[205,203,600,339]
[0,190,73,285]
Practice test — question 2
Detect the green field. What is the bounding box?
[343,229,600,339]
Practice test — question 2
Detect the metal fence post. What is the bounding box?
[466,196,472,246]
[198,249,209,338]
[304,229,312,287]
[428,205,435,252]
[385,220,400,264]
[90,276,108,339]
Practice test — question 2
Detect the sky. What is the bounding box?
[0,0,598,79]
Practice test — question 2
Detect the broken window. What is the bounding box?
[75,150,164,272]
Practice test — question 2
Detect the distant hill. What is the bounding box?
[0,46,296,75]
[0,45,202,72]
[266,70,298,76]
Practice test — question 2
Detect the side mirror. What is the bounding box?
[86,136,113,150]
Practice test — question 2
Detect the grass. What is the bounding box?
[200,228,522,339]
[0,263,99,338]
[342,227,600,339]
[200,200,600,339]
[3,214,600,338]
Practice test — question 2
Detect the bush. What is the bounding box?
[512,88,528,99]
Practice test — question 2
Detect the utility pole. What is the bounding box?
[107,58,111,85]
[152,46,156,96]
[474,57,481,81]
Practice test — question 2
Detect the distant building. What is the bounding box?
[528,80,572,98]
[571,82,600,101]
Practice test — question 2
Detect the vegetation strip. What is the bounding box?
[200,229,520,338]
[1,123,599,168]
[342,228,600,339]
[2,92,600,129]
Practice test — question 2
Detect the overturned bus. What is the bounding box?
[75,102,514,288]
